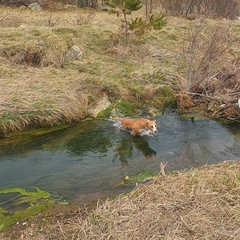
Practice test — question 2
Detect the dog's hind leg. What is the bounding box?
[113,120,122,128]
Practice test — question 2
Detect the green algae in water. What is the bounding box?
[0,187,53,232]
[0,187,50,198]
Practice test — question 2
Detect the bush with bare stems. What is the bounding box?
[179,16,240,122]
[158,0,240,19]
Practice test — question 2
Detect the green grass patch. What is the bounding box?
[142,70,170,84]
[130,170,156,184]
[31,29,41,36]
[117,102,142,116]
[167,33,178,41]
[97,107,112,119]
[78,62,100,75]
[3,32,23,39]
[152,86,176,109]
[0,68,15,77]
[0,113,18,126]
[52,27,77,36]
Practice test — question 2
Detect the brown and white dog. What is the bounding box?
[111,117,158,136]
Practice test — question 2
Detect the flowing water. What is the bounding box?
[0,110,240,204]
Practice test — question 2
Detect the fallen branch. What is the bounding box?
[186,92,222,102]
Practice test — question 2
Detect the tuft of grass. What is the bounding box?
[52,27,78,36]
[31,29,41,36]
[97,107,112,119]
[152,86,176,109]
[119,102,134,116]
[78,62,100,75]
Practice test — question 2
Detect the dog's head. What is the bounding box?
[146,120,158,134]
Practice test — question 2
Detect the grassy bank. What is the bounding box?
[1,6,240,135]
[1,161,240,239]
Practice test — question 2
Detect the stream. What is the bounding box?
[0,110,240,204]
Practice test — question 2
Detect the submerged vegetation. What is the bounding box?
[0,187,53,232]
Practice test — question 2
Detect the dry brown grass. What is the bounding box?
[0,65,88,132]
[3,161,239,240]
[0,6,121,133]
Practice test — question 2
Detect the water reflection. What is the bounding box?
[114,139,133,165]
[132,137,157,158]
[113,131,157,166]
[64,128,112,157]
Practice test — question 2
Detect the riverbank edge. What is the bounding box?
[0,100,231,139]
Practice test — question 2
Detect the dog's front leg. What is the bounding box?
[131,131,137,137]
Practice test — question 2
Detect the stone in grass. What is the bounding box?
[65,45,83,61]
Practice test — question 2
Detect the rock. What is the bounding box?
[13,50,26,63]
[28,3,42,11]
[37,40,45,46]
[20,5,27,10]
[65,46,83,61]
[114,176,131,187]
[88,96,111,117]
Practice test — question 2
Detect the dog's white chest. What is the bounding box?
[139,129,154,136]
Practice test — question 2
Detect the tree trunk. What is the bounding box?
[91,0,98,8]
[149,0,153,14]
[123,9,129,46]
[186,0,195,18]
[77,0,88,8]
[145,0,148,20]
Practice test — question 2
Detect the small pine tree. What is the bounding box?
[105,0,142,45]
[149,15,167,30]
[129,15,167,36]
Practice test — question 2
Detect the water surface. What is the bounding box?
[0,111,239,203]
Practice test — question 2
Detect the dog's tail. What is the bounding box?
[109,117,124,121]
[110,117,124,121]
